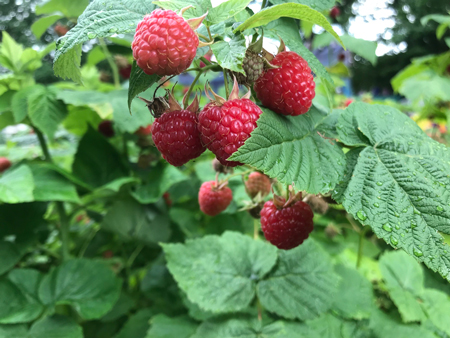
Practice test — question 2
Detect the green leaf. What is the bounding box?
[0,269,44,324]
[0,203,47,239]
[230,107,345,195]
[421,289,450,336]
[28,315,83,338]
[114,309,153,338]
[257,239,339,320]
[332,265,373,320]
[101,292,135,322]
[10,85,43,123]
[131,163,188,204]
[38,259,122,320]
[234,4,343,48]
[0,242,25,275]
[269,0,334,11]
[162,231,278,312]
[391,63,428,93]
[36,0,89,18]
[128,62,160,113]
[152,0,211,20]
[29,163,80,203]
[145,315,197,338]
[31,15,63,39]
[313,34,377,65]
[0,165,35,204]
[211,34,246,74]
[101,198,171,245]
[369,308,436,338]
[62,106,102,136]
[0,325,27,338]
[27,86,68,140]
[0,32,23,72]
[207,0,252,25]
[53,0,157,83]
[379,251,426,322]
[421,14,450,26]
[333,103,450,281]
[72,126,128,188]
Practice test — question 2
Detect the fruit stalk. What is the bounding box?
[99,38,121,88]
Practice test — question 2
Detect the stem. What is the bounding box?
[99,38,120,89]
[78,227,99,258]
[126,244,144,268]
[223,70,230,98]
[356,229,364,269]
[35,126,71,262]
[185,71,202,103]
[187,64,221,72]
[261,0,267,10]
[199,56,212,66]
[222,169,252,182]
[206,26,213,40]
[285,184,290,200]
[253,219,260,240]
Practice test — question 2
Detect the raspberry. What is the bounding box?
[151,94,205,166]
[345,99,353,107]
[198,181,233,216]
[0,158,11,173]
[260,199,314,250]
[98,120,115,138]
[163,192,172,207]
[135,124,152,136]
[233,51,265,85]
[245,172,271,198]
[330,6,341,19]
[54,24,69,36]
[254,51,315,116]
[198,80,262,167]
[132,9,201,76]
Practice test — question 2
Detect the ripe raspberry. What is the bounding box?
[245,172,271,198]
[152,94,205,166]
[135,124,152,136]
[119,64,132,79]
[54,24,69,36]
[330,6,341,19]
[260,199,314,250]
[132,9,203,76]
[198,79,262,167]
[198,181,233,216]
[254,51,315,116]
[345,99,353,107]
[98,120,115,138]
[0,158,11,173]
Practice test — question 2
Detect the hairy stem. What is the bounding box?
[223,70,230,98]
[185,71,202,104]
[99,38,121,89]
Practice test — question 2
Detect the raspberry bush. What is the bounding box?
[0,0,449,337]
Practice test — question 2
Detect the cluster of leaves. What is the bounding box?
[0,0,449,337]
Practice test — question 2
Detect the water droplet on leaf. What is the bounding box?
[357,210,367,221]
[414,248,423,257]
[383,224,392,232]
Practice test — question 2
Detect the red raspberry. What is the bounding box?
[119,64,132,79]
[330,6,341,19]
[98,120,115,138]
[132,9,200,76]
[54,24,69,36]
[198,181,233,216]
[260,199,314,250]
[0,157,11,173]
[163,192,172,207]
[345,99,353,107]
[254,51,315,116]
[135,124,152,136]
[198,80,262,167]
[151,95,205,166]
[245,172,271,198]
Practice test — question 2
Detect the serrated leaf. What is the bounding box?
[39,259,121,320]
[421,289,450,335]
[234,3,343,48]
[230,107,345,194]
[10,85,43,123]
[0,165,35,204]
[114,309,153,338]
[333,102,450,281]
[101,198,171,245]
[31,15,63,39]
[0,269,44,324]
[257,239,339,320]
[0,324,27,338]
[152,0,211,20]
[207,0,252,25]
[379,251,426,322]
[0,242,24,275]
[27,86,67,140]
[53,0,157,83]
[128,62,160,113]
[269,0,334,11]
[28,315,83,338]
[211,34,246,74]
[162,231,278,313]
[332,265,373,320]
[145,315,197,338]
[36,0,89,18]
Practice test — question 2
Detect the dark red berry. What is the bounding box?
[245,172,271,198]
[135,124,152,136]
[0,157,11,173]
[260,199,314,250]
[132,9,202,76]
[198,181,233,216]
[254,51,315,116]
[54,24,69,36]
[330,6,341,19]
[163,192,172,207]
[119,64,132,79]
[98,120,115,138]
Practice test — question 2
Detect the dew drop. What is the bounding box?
[390,236,398,246]
[411,222,417,229]
[376,182,383,186]
[373,203,379,208]
[357,210,367,221]
[401,233,405,237]
[413,248,423,257]
[395,225,400,230]
[349,193,354,197]
[437,206,444,212]
[383,223,392,232]
[414,209,421,215]
[402,208,408,213]
[87,32,97,39]
[109,27,118,33]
